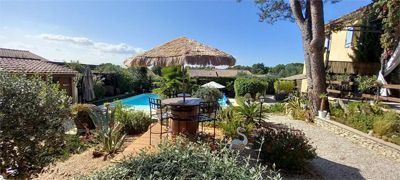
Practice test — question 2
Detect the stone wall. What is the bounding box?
[315,117,400,162]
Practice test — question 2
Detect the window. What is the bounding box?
[345,27,353,48]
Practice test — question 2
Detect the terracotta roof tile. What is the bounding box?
[0,48,77,75]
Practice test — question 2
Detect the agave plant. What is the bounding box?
[285,95,308,120]
[234,98,268,126]
[89,104,126,159]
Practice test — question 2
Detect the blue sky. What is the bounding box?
[0,0,371,66]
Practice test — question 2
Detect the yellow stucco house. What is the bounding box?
[301,4,380,93]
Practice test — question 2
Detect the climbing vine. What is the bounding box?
[373,0,400,53]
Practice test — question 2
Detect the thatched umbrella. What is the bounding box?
[82,66,95,102]
[124,37,236,101]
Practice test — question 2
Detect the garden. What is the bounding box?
[1,72,324,179]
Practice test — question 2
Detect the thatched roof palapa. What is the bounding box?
[124,37,236,67]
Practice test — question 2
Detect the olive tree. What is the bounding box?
[0,73,71,178]
[253,0,329,114]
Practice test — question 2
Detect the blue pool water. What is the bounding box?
[106,93,227,110]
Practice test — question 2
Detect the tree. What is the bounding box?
[64,60,85,73]
[255,0,328,114]
[0,74,71,178]
[251,63,269,74]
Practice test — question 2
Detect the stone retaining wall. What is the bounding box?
[315,117,400,162]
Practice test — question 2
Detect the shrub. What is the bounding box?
[82,137,280,179]
[285,95,309,121]
[274,80,295,94]
[0,73,71,178]
[330,102,400,145]
[114,101,155,135]
[193,87,223,102]
[217,106,234,121]
[373,111,400,136]
[254,126,317,170]
[266,103,286,114]
[220,116,255,139]
[234,77,268,97]
[93,78,106,99]
[355,75,379,94]
[71,103,97,131]
[58,135,94,160]
[234,98,268,125]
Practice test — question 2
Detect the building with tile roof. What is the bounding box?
[0,48,78,101]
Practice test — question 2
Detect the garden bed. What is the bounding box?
[315,117,400,162]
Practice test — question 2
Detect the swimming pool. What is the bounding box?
[105,93,227,110]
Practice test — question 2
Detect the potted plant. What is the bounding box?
[318,93,328,118]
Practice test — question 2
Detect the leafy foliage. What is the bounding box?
[95,63,151,95]
[93,77,106,99]
[220,116,255,139]
[64,60,85,73]
[251,63,269,74]
[232,63,304,78]
[331,101,400,145]
[58,135,95,160]
[355,75,379,94]
[0,73,71,178]
[274,80,295,94]
[348,10,383,63]
[254,126,317,170]
[71,103,97,130]
[234,98,268,125]
[193,87,223,102]
[234,77,268,97]
[373,0,400,52]
[114,101,155,135]
[269,63,304,78]
[82,137,280,179]
[153,66,193,98]
[285,95,308,121]
[265,103,286,114]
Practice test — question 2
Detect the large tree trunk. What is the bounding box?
[309,0,328,114]
[291,0,328,114]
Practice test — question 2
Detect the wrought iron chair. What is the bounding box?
[196,101,219,140]
[149,98,170,145]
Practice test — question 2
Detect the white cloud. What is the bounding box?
[0,27,142,65]
[37,33,143,54]
[39,33,93,46]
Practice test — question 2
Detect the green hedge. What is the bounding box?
[274,80,295,94]
[234,77,274,97]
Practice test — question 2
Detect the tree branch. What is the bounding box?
[290,0,305,26]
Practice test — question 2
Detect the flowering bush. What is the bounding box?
[0,73,71,178]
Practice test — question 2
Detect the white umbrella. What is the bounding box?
[201,81,225,89]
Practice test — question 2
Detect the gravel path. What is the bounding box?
[266,115,400,180]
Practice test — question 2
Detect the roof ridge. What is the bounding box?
[0,47,30,52]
